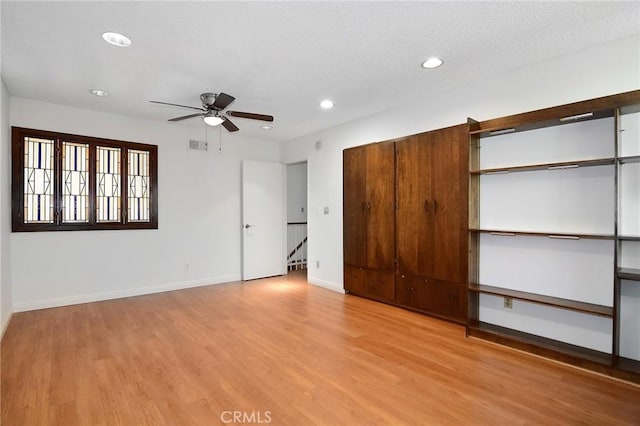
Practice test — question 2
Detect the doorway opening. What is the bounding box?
[286,161,308,275]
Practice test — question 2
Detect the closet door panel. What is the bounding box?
[396,135,432,276]
[343,147,367,267]
[366,142,396,271]
[428,124,468,283]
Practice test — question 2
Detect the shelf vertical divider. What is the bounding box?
[467,117,481,331]
[613,107,621,364]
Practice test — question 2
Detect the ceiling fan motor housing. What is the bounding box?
[200,93,217,108]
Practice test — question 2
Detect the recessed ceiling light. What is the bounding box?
[102,32,132,47]
[320,99,334,109]
[260,125,273,130]
[89,89,109,97]
[421,57,443,69]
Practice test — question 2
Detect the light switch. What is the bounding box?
[323,207,330,215]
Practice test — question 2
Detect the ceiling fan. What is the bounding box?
[149,92,273,132]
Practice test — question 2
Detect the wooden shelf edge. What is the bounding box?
[471,110,616,137]
[619,155,640,164]
[468,108,614,137]
[469,228,615,240]
[471,158,615,175]
[616,357,640,375]
[469,284,613,317]
[467,322,612,365]
[618,267,640,282]
[467,323,640,384]
[470,90,640,136]
[618,235,640,242]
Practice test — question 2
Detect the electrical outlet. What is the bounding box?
[185,263,190,272]
[504,297,513,309]
[316,260,320,269]
[323,206,330,215]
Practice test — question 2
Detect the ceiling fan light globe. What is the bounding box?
[421,57,443,69]
[203,115,224,126]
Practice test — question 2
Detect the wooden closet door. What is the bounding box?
[428,124,468,283]
[343,146,367,267]
[396,135,432,277]
[365,141,396,271]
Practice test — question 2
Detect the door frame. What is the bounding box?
[283,156,310,276]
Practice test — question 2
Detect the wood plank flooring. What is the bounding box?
[2,271,639,425]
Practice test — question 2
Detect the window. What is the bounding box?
[12,127,158,231]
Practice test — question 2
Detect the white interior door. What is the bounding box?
[242,160,286,280]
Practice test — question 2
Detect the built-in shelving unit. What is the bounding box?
[467,90,640,384]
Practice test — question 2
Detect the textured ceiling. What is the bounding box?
[2,1,639,143]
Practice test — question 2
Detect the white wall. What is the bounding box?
[9,98,279,311]
[1,77,13,335]
[280,34,640,293]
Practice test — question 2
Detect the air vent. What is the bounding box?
[188,139,208,151]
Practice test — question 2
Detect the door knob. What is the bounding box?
[244,224,254,229]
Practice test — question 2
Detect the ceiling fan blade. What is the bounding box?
[149,100,204,111]
[222,117,239,132]
[168,112,203,122]
[226,111,274,122]
[213,93,235,110]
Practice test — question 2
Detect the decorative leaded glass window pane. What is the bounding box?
[23,137,54,223]
[62,142,89,223]
[128,149,150,222]
[96,146,121,223]
[13,127,158,232]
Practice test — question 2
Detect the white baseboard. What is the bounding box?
[1,311,13,341]
[308,277,345,294]
[13,274,241,312]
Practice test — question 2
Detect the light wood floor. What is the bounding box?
[2,271,639,425]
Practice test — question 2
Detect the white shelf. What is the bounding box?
[478,233,614,306]
[479,165,615,235]
[479,117,614,170]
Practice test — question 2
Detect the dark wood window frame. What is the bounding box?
[12,127,158,232]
